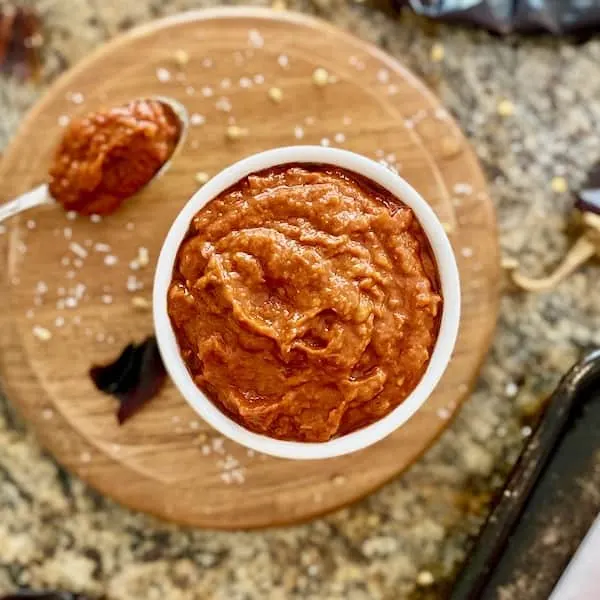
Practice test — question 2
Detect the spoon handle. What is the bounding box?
[0,184,53,224]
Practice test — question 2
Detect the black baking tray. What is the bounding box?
[450,349,600,600]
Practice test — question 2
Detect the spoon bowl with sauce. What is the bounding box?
[0,96,188,223]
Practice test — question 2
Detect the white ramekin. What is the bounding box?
[153,146,460,460]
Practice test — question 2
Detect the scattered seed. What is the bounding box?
[104,255,118,266]
[268,86,283,103]
[33,326,52,341]
[312,67,329,87]
[137,247,149,267]
[551,176,568,194]
[226,125,249,140]
[417,571,435,587]
[131,296,151,311]
[173,49,189,66]
[497,99,514,117]
[440,136,462,158]
[195,171,210,185]
[430,43,445,62]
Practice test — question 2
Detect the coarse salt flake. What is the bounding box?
[156,67,171,82]
[215,97,232,112]
[294,126,304,140]
[377,68,389,84]
[69,241,88,259]
[453,183,473,195]
[248,29,264,48]
[104,255,118,266]
[190,113,206,126]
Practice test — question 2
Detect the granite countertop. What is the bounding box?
[1,1,600,599]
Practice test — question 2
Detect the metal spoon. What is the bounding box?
[0,96,188,224]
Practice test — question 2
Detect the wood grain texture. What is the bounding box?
[0,8,500,529]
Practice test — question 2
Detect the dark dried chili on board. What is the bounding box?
[89,336,167,424]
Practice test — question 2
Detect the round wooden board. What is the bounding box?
[0,8,500,529]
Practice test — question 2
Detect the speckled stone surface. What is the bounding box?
[1,1,600,598]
